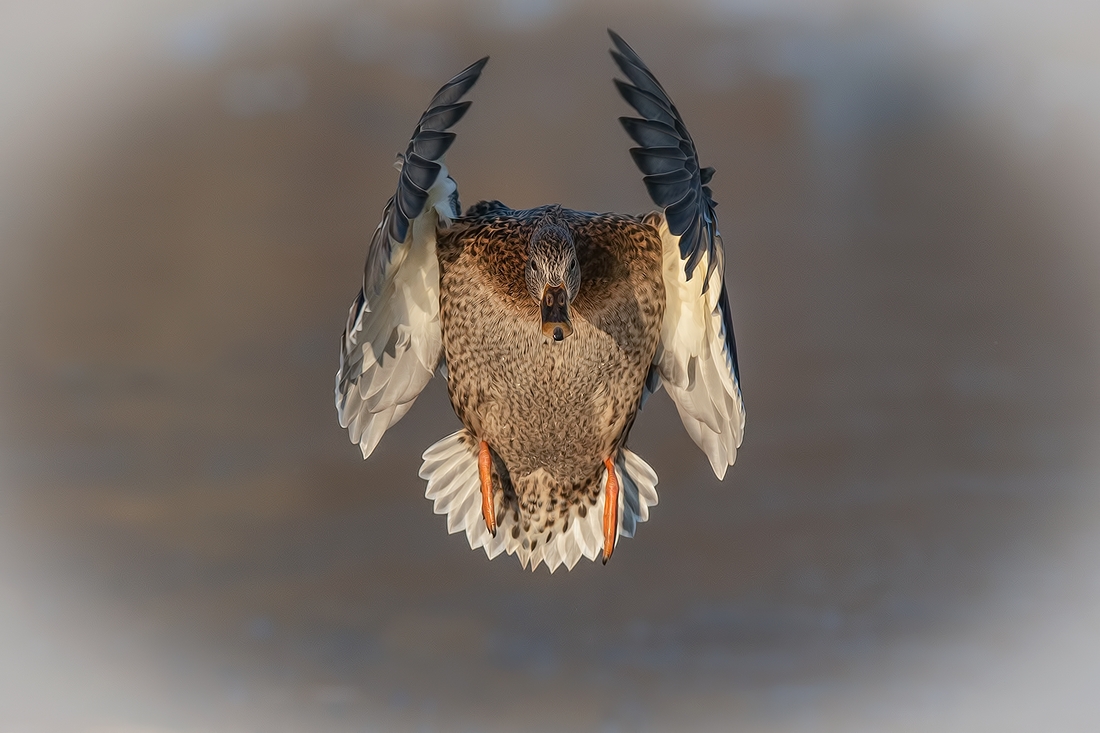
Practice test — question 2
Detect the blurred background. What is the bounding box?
[1,0,1099,731]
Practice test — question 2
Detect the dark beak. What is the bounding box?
[541,284,573,341]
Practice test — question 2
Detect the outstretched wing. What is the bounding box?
[610,30,745,478]
[336,57,488,458]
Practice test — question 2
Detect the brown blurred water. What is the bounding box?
[2,3,1099,732]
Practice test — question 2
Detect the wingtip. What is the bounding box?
[607,29,645,68]
[451,55,489,84]
[607,29,633,68]
[606,28,629,53]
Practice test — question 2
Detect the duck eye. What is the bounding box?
[569,258,578,271]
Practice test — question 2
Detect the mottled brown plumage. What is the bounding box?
[436,204,664,551]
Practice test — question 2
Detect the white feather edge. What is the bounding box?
[336,166,458,459]
[653,215,745,479]
[419,431,659,573]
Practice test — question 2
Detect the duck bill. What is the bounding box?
[541,284,573,341]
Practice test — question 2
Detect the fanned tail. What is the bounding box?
[419,431,659,572]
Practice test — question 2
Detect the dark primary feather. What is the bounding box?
[609,29,741,390]
[608,29,721,285]
[388,56,488,241]
[628,145,687,175]
[613,80,678,128]
[361,56,488,309]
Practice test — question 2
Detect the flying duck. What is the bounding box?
[336,31,745,571]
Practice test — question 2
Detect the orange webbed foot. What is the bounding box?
[478,441,496,536]
[602,456,619,564]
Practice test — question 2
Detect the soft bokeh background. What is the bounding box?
[2,1,1099,731]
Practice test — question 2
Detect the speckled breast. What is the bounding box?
[435,210,664,490]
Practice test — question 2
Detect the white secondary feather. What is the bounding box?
[653,214,745,479]
[335,163,457,459]
[420,431,659,573]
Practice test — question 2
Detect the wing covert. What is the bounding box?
[337,57,488,458]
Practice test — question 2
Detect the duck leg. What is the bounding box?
[602,457,619,564]
[478,441,497,536]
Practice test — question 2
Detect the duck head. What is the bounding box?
[525,215,580,341]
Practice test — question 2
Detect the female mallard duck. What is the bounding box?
[337,31,744,572]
